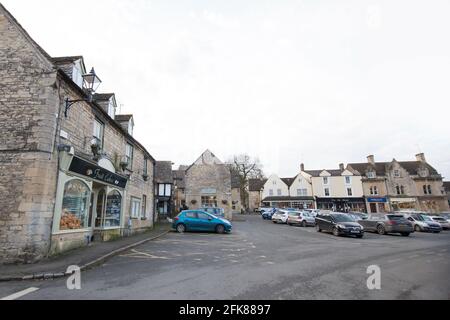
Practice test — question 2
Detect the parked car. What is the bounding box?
[261,208,276,220]
[440,213,450,223]
[304,209,321,217]
[287,211,316,227]
[358,214,414,236]
[402,213,442,233]
[257,207,272,214]
[272,209,290,224]
[173,210,232,234]
[347,212,369,221]
[430,216,450,230]
[200,207,225,218]
[315,212,364,238]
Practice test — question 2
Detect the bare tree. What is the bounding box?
[228,154,265,212]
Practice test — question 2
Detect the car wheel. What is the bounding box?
[316,224,322,232]
[414,225,422,232]
[176,224,186,233]
[302,221,307,228]
[216,225,225,234]
[272,221,277,224]
[401,233,410,237]
[377,225,386,235]
[332,227,340,237]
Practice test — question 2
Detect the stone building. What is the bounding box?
[173,165,187,213]
[248,179,266,211]
[181,150,233,220]
[348,154,449,213]
[0,4,155,264]
[231,170,242,214]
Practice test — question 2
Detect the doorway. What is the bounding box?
[370,203,377,213]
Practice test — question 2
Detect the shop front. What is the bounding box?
[316,197,367,213]
[50,153,128,255]
[261,197,316,209]
[366,197,388,213]
[389,197,417,211]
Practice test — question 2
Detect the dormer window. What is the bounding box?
[107,99,116,119]
[393,170,400,178]
[72,60,84,88]
[367,171,376,179]
[128,121,134,136]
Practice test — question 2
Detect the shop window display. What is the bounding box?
[60,179,90,230]
[105,190,122,227]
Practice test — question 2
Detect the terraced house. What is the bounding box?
[0,5,156,264]
[348,154,449,214]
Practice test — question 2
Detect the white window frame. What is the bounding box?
[324,188,330,197]
[367,171,376,179]
[125,143,133,169]
[269,189,274,196]
[130,197,141,219]
[393,170,400,178]
[323,177,329,185]
[93,119,104,148]
[165,184,172,196]
[345,176,351,185]
[347,188,353,196]
[277,189,282,196]
[158,184,165,196]
[107,99,116,119]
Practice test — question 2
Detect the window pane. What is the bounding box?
[165,184,171,196]
[60,180,90,230]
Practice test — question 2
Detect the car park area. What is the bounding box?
[1,214,449,300]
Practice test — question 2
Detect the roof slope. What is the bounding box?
[155,161,173,183]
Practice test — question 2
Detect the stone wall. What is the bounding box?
[0,6,60,263]
[185,164,232,220]
[248,191,261,212]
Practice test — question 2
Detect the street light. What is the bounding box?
[64,67,102,117]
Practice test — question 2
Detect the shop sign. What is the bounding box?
[367,197,387,203]
[69,156,128,188]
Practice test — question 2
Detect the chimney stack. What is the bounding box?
[339,163,345,171]
[367,155,375,165]
[416,153,426,162]
[300,163,305,172]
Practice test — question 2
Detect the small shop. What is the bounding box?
[50,152,128,255]
[366,197,388,213]
[389,197,417,211]
[261,197,316,209]
[316,197,367,213]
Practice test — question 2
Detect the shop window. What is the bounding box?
[60,179,91,230]
[201,196,217,207]
[105,190,122,227]
[95,189,106,227]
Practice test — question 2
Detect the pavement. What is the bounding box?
[0,215,449,300]
[0,222,171,281]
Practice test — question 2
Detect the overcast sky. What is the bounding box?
[4,0,450,178]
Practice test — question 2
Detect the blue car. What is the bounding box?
[173,210,232,234]
[199,207,225,218]
[262,208,276,220]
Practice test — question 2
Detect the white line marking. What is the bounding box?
[1,287,40,300]
[409,254,419,259]
[387,258,401,263]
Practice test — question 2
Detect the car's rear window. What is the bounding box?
[185,212,196,218]
[433,217,445,221]
[387,215,406,220]
[289,212,300,216]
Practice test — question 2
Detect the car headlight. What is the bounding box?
[337,224,346,229]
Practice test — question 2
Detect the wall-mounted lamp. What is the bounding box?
[64,68,102,117]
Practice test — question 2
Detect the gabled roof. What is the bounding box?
[52,56,83,64]
[348,161,439,176]
[173,170,186,188]
[249,178,267,191]
[155,161,173,184]
[281,177,296,187]
[304,169,344,177]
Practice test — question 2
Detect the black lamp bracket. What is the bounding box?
[64,97,89,117]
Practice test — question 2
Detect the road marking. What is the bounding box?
[387,258,401,263]
[120,249,170,259]
[409,254,419,259]
[1,287,39,300]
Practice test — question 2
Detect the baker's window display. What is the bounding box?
[104,190,122,227]
[60,179,90,230]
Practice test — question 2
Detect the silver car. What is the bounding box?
[287,211,316,227]
[431,216,450,230]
